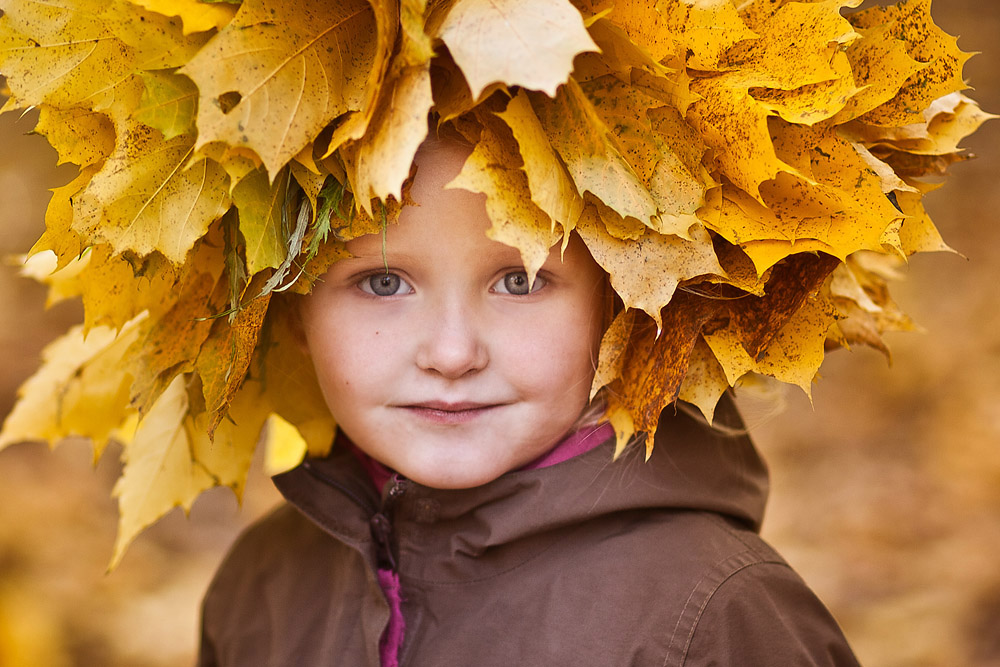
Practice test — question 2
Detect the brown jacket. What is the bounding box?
[199,403,860,666]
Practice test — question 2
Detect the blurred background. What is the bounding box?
[1,2,997,665]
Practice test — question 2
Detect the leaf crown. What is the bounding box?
[0,0,991,564]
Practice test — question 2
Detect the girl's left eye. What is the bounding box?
[492,271,544,295]
[359,273,411,296]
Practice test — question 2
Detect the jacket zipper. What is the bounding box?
[371,474,408,571]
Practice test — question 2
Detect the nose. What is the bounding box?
[415,298,488,379]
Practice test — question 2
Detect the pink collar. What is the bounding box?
[520,421,614,470]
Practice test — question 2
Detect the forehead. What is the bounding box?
[344,137,511,261]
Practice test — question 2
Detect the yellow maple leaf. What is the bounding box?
[0,0,205,117]
[754,294,840,397]
[530,80,658,226]
[28,169,93,269]
[850,93,996,156]
[575,0,676,63]
[446,111,560,282]
[343,58,433,213]
[74,246,180,332]
[110,374,215,569]
[189,381,268,499]
[72,121,231,264]
[439,0,597,99]
[751,54,860,126]
[33,106,115,168]
[258,299,336,458]
[850,0,973,127]
[677,336,730,424]
[580,74,704,236]
[263,413,310,476]
[689,76,786,201]
[833,22,927,124]
[703,325,757,388]
[128,249,227,416]
[656,0,757,72]
[893,189,952,256]
[590,309,635,400]
[181,0,388,177]
[497,90,584,237]
[231,167,291,275]
[703,292,839,399]
[582,16,673,82]
[0,319,142,458]
[606,397,636,460]
[575,206,724,330]
[723,0,859,89]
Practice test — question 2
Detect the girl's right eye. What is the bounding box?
[359,273,411,297]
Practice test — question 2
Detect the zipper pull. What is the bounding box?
[383,474,408,506]
[370,475,408,571]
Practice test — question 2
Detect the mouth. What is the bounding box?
[398,401,506,425]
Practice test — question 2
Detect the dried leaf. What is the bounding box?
[851,0,973,127]
[196,289,271,435]
[0,320,142,455]
[34,106,116,167]
[677,336,730,424]
[0,0,205,116]
[73,121,231,263]
[232,167,290,274]
[754,294,839,397]
[618,292,722,438]
[447,111,560,281]
[181,0,384,176]
[110,374,215,569]
[530,81,658,226]
[576,206,724,329]
[590,308,635,399]
[497,90,584,235]
[439,0,597,99]
[344,59,433,212]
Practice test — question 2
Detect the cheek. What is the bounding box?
[501,307,599,400]
[301,304,381,405]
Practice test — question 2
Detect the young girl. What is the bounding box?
[197,137,861,666]
[0,1,981,664]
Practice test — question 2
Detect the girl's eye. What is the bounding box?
[493,271,543,295]
[360,273,411,297]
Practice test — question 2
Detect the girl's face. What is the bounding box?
[300,139,606,489]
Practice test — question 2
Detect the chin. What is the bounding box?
[398,455,511,490]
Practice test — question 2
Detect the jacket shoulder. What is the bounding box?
[198,504,380,667]
[204,504,331,598]
[658,515,860,667]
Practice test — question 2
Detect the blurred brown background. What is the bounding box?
[1,3,998,665]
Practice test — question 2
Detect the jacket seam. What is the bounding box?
[663,551,787,667]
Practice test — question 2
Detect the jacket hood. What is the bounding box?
[273,396,769,581]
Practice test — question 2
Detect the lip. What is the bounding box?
[398,401,505,425]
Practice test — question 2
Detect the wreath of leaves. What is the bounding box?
[0,0,991,565]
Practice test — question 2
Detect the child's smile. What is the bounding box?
[299,138,606,489]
